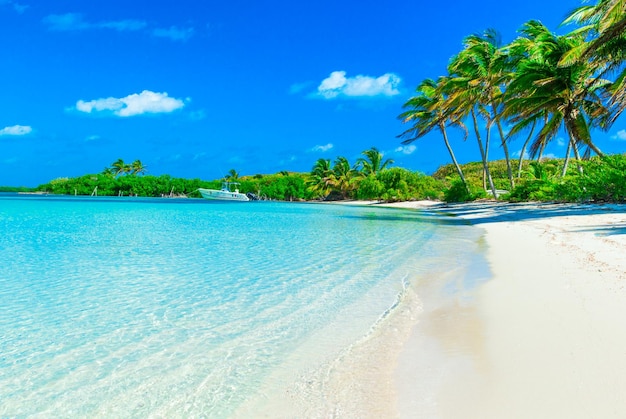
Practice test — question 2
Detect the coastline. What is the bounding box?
[374,200,626,417]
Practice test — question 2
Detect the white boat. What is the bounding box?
[198,182,250,201]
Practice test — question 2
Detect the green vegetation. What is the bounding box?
[31,152,444,202]
[398,1,626,202]
[22,152,626,204]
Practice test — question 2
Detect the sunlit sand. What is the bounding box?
[373,201,626,418]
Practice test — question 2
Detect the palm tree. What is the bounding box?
[101,166,116,177]
[503,21,611,177]
[398,77,470,194]
[448,29,516,190]
[445,56,498,198]
[512,118,538,178]
[130,160,147,176]
[562,0,626,120]
[224,169,240,181]
[332,156,358,198]
[110,158,131,176]
[309,158,334,197]
[357,147,393,176]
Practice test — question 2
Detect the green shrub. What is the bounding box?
[443,179,486,202]
[508,179,557,202]
[355,176,385,200]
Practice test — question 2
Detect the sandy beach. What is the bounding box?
[236,200,626,418]
[379,200,626,418]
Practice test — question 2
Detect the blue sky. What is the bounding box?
[2,0,625,187]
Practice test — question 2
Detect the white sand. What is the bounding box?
[384,201,626,418]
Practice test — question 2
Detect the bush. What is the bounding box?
[508,179,558,202]
[443,179,486,202]
[355,176,385,200]
[375,168,443,202]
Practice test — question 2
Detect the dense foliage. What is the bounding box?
[2,152,620,204]
[399,1,626,202]
[506,154,626,203]
[31,153,444,202]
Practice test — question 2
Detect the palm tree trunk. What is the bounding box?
[493,103,514,189]
[572,139,584,175]
[517,120,537,178]
[586,140,604,157]
[483,121,492,191]
[561,139,573,177]
[472,109,498,198]
[440,123,470,194]
[538,141,546,160]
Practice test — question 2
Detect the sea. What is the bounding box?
[0,194,488,417]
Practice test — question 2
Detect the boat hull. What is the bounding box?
[198,188,250,201]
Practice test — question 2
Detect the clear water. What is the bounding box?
[0,195,486,417]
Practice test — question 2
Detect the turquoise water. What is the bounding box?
[0,195,486,417]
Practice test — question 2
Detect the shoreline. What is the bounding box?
[371,200,626,417]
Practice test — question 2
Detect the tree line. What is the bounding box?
[33,148,440,202]
[30,151,626,203]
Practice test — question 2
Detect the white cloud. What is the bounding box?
[152,26,194,41]
[0,125,32,136]
[395,145,416,155]
[317,71,401,99]
[75,90,186,117]
[311,143,334,152]
[556,137,566,147]
[611,129,626,140]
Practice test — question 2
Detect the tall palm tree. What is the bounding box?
[309,158,334,197]
[562,0,626,119]
[111,158,130,176]
[101,166,116,177]
[130,160,147,176]
[503,21,611,176]
[445,55,498,198]
[357,147,393,176]
[225,169,240,181]
[448,29,516,190]
[398,77,470,194]
[332,156,358,198]
[513,118,538,178]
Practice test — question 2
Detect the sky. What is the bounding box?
[2,0,625,187]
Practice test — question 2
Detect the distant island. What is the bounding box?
[2,149,626,204]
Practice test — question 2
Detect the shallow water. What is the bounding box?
[0,195,486,417]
